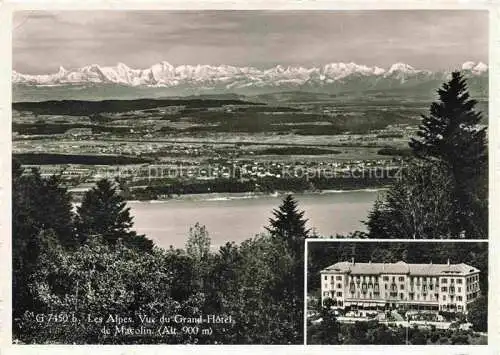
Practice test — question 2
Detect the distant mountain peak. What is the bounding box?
[12,60,488,95]
[387,62,417,73]
[461,61,488,74]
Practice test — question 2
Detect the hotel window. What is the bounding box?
[458,287,462,292]
[441,287,447,292]
[398,276,404,282]
[337,292,342,297]
[336,276,342,281]
[442,278,448,284]
[423,285,427,292]
[450,278,455,284]
[392,277,395,282]
[324,276,327,280]
[383,276,389,281]
[337,283,342,289]
[457,296,462,301]
[457,279,463,284]
[429,285,433,291]
[443,295,447,301]
[323,292,329,296]
[400,293,404,300]
[384,284,388,290]
[400,284,404,290]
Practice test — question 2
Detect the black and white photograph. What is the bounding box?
[306,241,488,345]
[8,9,490,345]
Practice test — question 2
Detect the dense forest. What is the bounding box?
[12,162,307,344]
[14,153,152,166]
[12,98,259,116]
[126,175,394,200]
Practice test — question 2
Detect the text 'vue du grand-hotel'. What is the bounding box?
[321,260,480,313]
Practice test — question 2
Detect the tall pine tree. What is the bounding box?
[409,71,487,238]
[265,195,309,343]
[75,179,153,251]
[266,194,309,255]
[409,71,487,179]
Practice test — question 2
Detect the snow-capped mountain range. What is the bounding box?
[13,61,488,89]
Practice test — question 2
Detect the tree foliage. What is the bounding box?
[75,179,153,251]
[366,161,456,239]
[409,71,487,179]
[13,175,307,344]
[266,194,310,252]
[366,72,488,239]
[12,160,75,323]
[467,295,488,332]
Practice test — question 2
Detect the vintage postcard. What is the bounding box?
[0,1,498,353]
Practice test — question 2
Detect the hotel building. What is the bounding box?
[320,260,480,313]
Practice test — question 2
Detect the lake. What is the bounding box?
[129,190,383,249]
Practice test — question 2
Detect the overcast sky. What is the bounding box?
[13,10,488,74]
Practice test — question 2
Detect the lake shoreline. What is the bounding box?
[125,187,389,204]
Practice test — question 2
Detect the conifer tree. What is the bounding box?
[266,194,309,255]
[76,179,153,251]
[409,71,487,178]
[12,159,76,325]
[265,195,309,342]
[409,71,487,238]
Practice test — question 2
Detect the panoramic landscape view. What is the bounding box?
[12,10,488,344]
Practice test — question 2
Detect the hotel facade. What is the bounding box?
[320,260,480,313]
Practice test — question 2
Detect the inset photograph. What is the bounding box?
[306,241,487,345]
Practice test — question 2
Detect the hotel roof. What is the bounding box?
[321,261,479,276]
